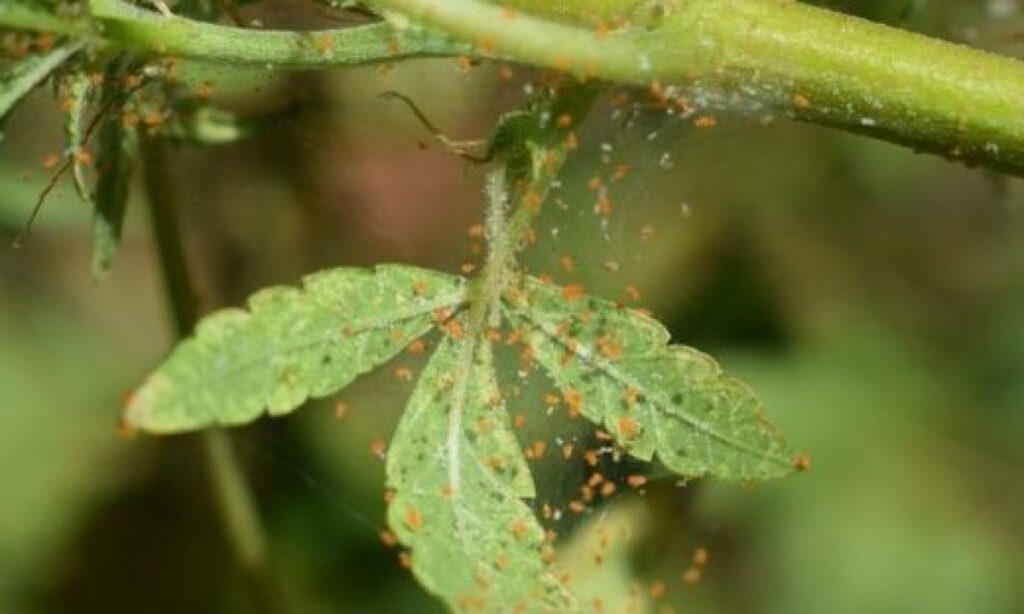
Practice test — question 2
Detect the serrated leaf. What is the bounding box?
[503,276,797,481]
[125,265,466,433]
[91,62,138,279]
[0,42,83,125]
[386,331,576,612]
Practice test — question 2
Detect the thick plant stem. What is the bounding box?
[87,0,468,68]
[0,4,90,35]
[143,139,196,336]
[7,0,1024,173]
[142,139,276,611]
[370,0,1024,175]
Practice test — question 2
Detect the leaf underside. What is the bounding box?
[386,331,576,612]
[62,70,93,202]
[124,265,466,433]
[91,61,139,279]
[503,275,797,481]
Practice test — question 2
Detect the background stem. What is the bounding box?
[142,138,279,612]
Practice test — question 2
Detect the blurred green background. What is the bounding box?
[2,0,1024,612]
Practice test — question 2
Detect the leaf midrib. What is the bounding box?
[163,292,466,403]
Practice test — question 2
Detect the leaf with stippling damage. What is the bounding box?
[386,332,576,612]
[503,276,797,481]
[125,265,466,433]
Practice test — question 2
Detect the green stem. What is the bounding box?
[6,0,1024,173]
[88,0,468,68]
[505,85,599,256]
[143,138,197,336]
[370,0,1024,175]
[142,138,277,611]
[0,4,91,36]
[479,167,512,328]
[201,428,269,574]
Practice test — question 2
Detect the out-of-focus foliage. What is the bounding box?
[2,0,1023,612]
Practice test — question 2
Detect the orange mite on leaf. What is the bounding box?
[627,474,647,488]
[617,416,639,439]
[795,453,812,471]
[562,388,583,417]
[115,417,137,440]
[404,507,424,531]
[561,284,586,301]
[379,530,398,547]
[694,116,718,128]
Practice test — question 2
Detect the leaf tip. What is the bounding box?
[120,374,171,434]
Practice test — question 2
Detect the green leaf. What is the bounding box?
[502,275,797,481]
[386,332,576,611]
[90,62,139,279]
[160,101,258,146]
[0,43,83,125]
[125,265,466,433]
[61,70,94,202]
[554,500,650,613]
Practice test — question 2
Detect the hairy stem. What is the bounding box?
[142,139,278,612]
[6,1,1024,172]
[506,85,599,256]
[370,0,1024,175]
[87,0,468,68]
[8,0,1024,172]
[0,4,91,36]
[480,167,512,328]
